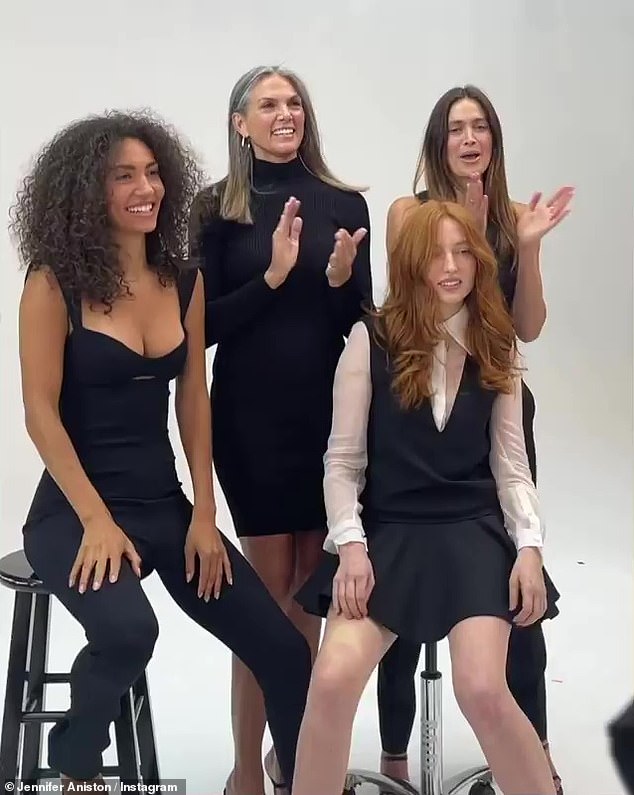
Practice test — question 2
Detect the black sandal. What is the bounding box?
[379,752,410,794]
[542,741,563,795]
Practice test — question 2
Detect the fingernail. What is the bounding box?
[93,581,100,590]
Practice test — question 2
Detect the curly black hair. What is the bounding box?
[9,109,203,308]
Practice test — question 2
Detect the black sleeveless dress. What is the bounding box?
[296,317,559,643]
[22,267,199,555]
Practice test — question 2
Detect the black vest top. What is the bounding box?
[359,316,500,528]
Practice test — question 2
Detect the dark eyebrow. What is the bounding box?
[111,161,158,171]
[449,116,487,125]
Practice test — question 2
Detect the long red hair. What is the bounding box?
[373,200,520,410]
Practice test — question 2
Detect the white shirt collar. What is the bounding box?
[441,304,469,352]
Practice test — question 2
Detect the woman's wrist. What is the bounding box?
[192,497,217,522]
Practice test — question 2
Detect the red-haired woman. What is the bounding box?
[291,200,560,795]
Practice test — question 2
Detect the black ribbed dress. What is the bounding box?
[191,156,373,536]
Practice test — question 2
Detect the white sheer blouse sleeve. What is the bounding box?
[489,357,545,551]
[322,321,372,554]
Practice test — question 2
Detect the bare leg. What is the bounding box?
[449,617,556,795]
[289,529,327,661]
[265,530,325,792]
[292,607,395,795]
[228,534,294,795]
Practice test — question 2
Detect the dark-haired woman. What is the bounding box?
[376,85,573,794]
[11,111,310,793]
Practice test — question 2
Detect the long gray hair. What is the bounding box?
[218,65,363,223]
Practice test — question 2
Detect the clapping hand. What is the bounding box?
[325,227,368,287]
[463,173,488,234]
[517,187,574,247]
[264,197,303,289]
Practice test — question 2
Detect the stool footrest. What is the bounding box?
[43,673,71,685]
[21,711,67,723]
[30,766,149,781]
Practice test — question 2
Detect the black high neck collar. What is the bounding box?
[251,154,308,185]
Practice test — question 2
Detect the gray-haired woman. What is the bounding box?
[189,65,373,795]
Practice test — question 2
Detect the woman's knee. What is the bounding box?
[96,596,159,665]
[453,668,511,728]
[308,647,367,715]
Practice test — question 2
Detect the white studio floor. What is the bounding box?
[0,505,631,795]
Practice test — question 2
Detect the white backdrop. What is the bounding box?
[1,1,633,793]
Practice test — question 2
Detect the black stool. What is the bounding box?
[346,642,494,794]
[0,549,160,786]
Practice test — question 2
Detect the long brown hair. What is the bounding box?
[373,200,519,410]
[413,85,518,265]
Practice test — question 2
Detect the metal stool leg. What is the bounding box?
[133,672,160,784]
[114,689,140,784]
[420,644,442,795]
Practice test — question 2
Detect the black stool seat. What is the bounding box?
[0,549,160,787]
[0,550,47,593]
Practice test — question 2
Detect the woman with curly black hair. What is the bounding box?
[10,110,311,793]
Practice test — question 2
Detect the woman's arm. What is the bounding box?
[189,193,279,348]
[19,269,111,527]
[323,320,372,553]
[385,195,419,258]
[326,194,374,336]
[175,270,217,521]
[511,202,547,343]
[488,360,545,553]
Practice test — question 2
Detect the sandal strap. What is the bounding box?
[381,751,408,761]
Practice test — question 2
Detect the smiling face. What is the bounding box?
[426,216,476,318]
[105,137,164,235]
[233,74,305,163]
[446,98,493,181]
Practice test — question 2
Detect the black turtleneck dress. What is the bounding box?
[191,156,373,537]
